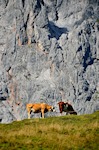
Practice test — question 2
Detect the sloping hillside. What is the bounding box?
[0,111,99,150]
[0,0,99,123]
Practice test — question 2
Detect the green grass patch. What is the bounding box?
[0,111,99,150]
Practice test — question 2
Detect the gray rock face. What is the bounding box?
[0,0,99,123]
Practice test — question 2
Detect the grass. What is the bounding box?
[0,111,99,150]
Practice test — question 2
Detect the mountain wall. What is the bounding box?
[0,0,99,123]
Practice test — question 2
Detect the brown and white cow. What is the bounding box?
[58,101,77,115]
[26,103,55,119]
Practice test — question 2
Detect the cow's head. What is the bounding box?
[48,105,55,112]
[58,101,65,106]
[52,106,55,112]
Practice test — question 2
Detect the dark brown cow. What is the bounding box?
[58,101,77,115]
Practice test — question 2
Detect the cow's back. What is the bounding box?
[27,103,46,111]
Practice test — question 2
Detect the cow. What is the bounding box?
[26,103,55,119]
[58,101,77,115]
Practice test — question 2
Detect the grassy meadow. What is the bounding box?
[0,111,99,150]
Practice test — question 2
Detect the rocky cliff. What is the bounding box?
[0,0,99,123]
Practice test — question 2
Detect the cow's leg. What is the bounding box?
[60,112,62,116]
[41,109,45,118]
[41,113,42,118]
[66,112,68,115]
[26,107,31,119]
[27,109,32,119]
[28,111,30,119]
[59,110,62,116]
